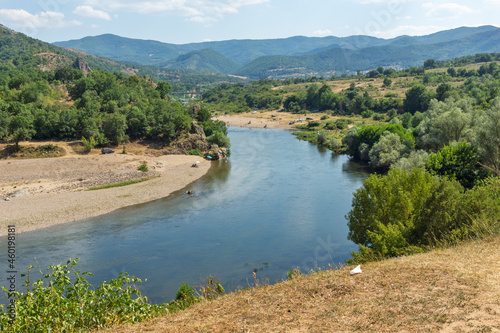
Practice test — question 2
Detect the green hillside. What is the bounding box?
[236,28,500,79]
[54,26,500,79]
[160,49,242,74]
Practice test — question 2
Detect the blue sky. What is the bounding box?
[0,0,498,44]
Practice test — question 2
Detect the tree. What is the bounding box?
[423,59,437,69]
[156,81,172,99]
[475,98,500,170]
[383,77,392,88]
[415,99,474,151]
[403,84,434,114]
[0,109,10,139]
[426,142,486,189]
[207,131,230,148]
[9,114,35,150]
[368,132,407,170]
[436,83,454,101]
[102,113,128,145]
[346,168,464,259]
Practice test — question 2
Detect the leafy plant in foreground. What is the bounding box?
[0,259,164,332]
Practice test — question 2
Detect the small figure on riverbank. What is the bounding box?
[186,190,194,195]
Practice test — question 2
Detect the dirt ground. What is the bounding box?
[214,110,325,129]
[101,236,500,333]
[0,141,210,236]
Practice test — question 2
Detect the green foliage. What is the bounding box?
[368,132,408,170]
[170,283,198,310]
[475,98,500,170]
[81,136,96,153]
[0,259,163,332]
[207,131,231,148]
[426,142,486,189]
[186,148,203,156]
[137,163,148,173]
[403,84,435,114]
[347,166,500,263]
[199,276,225,300]
[415,99,474,151]
[347,124,414,162]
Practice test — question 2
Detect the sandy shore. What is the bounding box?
[214,110,324,129]
[0,145,210,236]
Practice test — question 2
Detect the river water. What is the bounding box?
[0,127,369,305]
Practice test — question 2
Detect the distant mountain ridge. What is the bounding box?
[54,25,500,79]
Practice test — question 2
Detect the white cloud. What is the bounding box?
[0,9,81,29]
[84,0,270,22]
[423,3,476,19]
[73,5,111,21]
[313,29,333,37]
[370,24,447,38]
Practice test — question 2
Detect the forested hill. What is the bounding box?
[54,26,500,78]
[0,24,137,75]
[0,24,231,154]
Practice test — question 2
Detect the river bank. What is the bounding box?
[0,141,211,236]
[102,236,500,332]
[214,110,325,129]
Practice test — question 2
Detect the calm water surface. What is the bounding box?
[0,128,369,304]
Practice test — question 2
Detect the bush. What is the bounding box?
[346,168,468,262]
[361,110,373,118]
[320,115,329,120]
[186,148,203,156]
[335,118,349,129]
[207,131,231,148]
[0,259,164,332]
[81,136,96,153]
[138,162,148,172]
[307,120,321,128]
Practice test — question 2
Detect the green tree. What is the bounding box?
[475,98,500,170]
[9,114,35,149]
[156,81,172,99]
[102,113,128,144]
[0,109,10,139]
[368,132,407,170]
[403,84,434,115]
[426,142,486,189]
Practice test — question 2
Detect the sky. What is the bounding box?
[0,0,498,45]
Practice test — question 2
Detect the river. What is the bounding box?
[0,127,369,305]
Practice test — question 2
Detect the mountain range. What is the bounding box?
[54,25,500,79]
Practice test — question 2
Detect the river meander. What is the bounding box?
[0,127,369,304]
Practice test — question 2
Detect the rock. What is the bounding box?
[190,121,206,140]
[207,144,227,161]
[73,57,92,74]
[4,197,10,201]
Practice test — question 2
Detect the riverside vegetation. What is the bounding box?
[0,23,499,330]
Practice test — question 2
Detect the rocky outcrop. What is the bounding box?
[189,120,206,140]
[206,144,227,160]
[73,57,92,75]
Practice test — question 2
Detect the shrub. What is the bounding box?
[138,162,148,172]
[335,118,349,129]
[307,120,321,128]
[361,110,373,118]
[186,148,203,156]
[317,130,328,145]
[346,168,468,262]
[81,136,96,153]
[320,115,329,120]
[0,259,164,332]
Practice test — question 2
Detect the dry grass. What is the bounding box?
[99,237,500,333]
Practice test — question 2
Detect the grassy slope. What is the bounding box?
[101,237,500,332]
